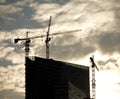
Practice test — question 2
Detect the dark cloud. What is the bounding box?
[0,58,18,67]
[96,32,120,54]
[0,89,24,99]
[84,31,120,55]
[98,58,118,67]
[0,6,45,31]
[0,39,23,54]
[0,39,24,65]
[1,39,17,48]
[114,6,120,31]
[5,0,19,4]
[49,34,95,60]
[0,0,51,31]
[0,0,71,31]
[34,30,120,61]
[33,34,96,60]
[97,57,120,71]
[37,0,70,5]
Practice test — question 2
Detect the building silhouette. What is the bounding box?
[25,57,90,99]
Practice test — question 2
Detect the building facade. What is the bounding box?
[25,57,90,99]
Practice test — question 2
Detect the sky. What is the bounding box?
[0,0,120,99]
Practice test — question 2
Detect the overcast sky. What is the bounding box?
[0,0,120,99]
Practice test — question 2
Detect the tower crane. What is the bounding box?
[14,31,31,57]
[90,55,99,99]
[14,16,81,58]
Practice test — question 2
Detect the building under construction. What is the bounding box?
[25,57,90,99]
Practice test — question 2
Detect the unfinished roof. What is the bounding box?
[28,56,89,70]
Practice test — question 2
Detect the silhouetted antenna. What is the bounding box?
[45,16,52,59]
[90,55,99,99]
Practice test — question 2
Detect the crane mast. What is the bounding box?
[45,16,52,59]
[24,32,31,57]
[91,64,96,99]
[90,56,99,99]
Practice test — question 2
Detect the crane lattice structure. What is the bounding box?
[45,16,52,59]
[90,55,99,99]
[14,31,31,57]
[14,16,81,58]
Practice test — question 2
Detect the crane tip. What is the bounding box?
[14,38,20,43]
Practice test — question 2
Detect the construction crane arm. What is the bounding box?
[95,64,99,71]
[50,29,81,36]
[14,29,82,43]
[90,57,99,71]
[14,35,45,43]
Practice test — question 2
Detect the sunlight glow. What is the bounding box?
[96,71,120,99]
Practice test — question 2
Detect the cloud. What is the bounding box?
[45,34,96,60]
[98,58,120,70]
[46,31,120,61]
[0,58,18,67]
[98,58,117,66]
[0,2,23,30]
[0,4,22,15]
[0,32,25,65]
[37,0,70,5]
[96,32,120,54]
[0,0,119,60]
[0,0,5,3]
[0,0,42,31]
[0,0,119,32]
[0,31,25,95]
[94,53,120,71]
[0,65,25,92]
[0,89,24,99]
[113,1,120,31]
